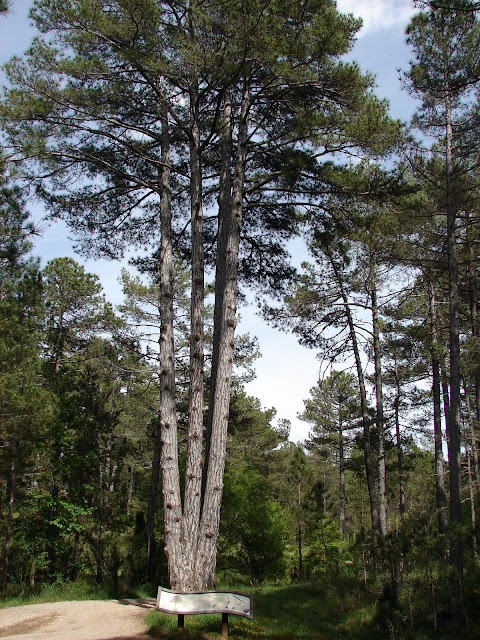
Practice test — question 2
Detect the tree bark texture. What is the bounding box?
[196,76,252,587]
[181,76,205,587]
[203,86,233,502]
[158,76,252,590]
[157,96,183,589]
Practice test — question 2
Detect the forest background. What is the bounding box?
[1,1,480,639]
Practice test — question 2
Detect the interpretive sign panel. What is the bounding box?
[156,587,253,619]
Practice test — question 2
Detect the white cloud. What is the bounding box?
[337,0,416,35]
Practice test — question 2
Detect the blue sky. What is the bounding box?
[1,0,418,441]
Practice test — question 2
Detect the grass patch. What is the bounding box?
[145,582,379,640]
[0,578,111,609]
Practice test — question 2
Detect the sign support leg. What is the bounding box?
[222,612,229,638]
[177,614,184,634]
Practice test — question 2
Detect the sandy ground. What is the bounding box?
[0,598,157,640]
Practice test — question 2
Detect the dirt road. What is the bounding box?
[0,598,157,640]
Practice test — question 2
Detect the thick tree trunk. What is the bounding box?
[196,76,252,587]
[204,85,233,494]
[328,251,380,535]
[370,260,388,536]
[209,87,233,399]
[181,76,205,589]
[157,95,183,589]
[429,283,448,534]
[1,441,18,599]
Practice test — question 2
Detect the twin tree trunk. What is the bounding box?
[158,78,252,591]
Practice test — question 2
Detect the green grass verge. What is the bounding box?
[145,583,379,640]
[0,578,111,609]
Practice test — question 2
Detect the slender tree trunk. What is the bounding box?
[72,524,80,582]
[445,88,463,575]
[394,362,406,518]
[466,446,478,557]
[339,407,346,541]
[1,441,19,599]
[96,512,104,585]
[370,259,388,536]
[466,393,480,507]
[466,211,480,428]
[466,222,480,506]
[298,482,303,580]
[327,250,380,534]
[429,283,448,533]
[196,75,252,587]
[29,514,38,589]
[442,374,451,448]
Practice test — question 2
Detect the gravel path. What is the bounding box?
[0,598,157,640]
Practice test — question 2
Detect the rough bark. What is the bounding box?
[181,75,205,589]
[196,76,252,586]
[157,95,183,589]
[204,85,233,498]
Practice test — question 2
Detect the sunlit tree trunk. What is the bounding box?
[196,76,252,586]
[157,94,183,589]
